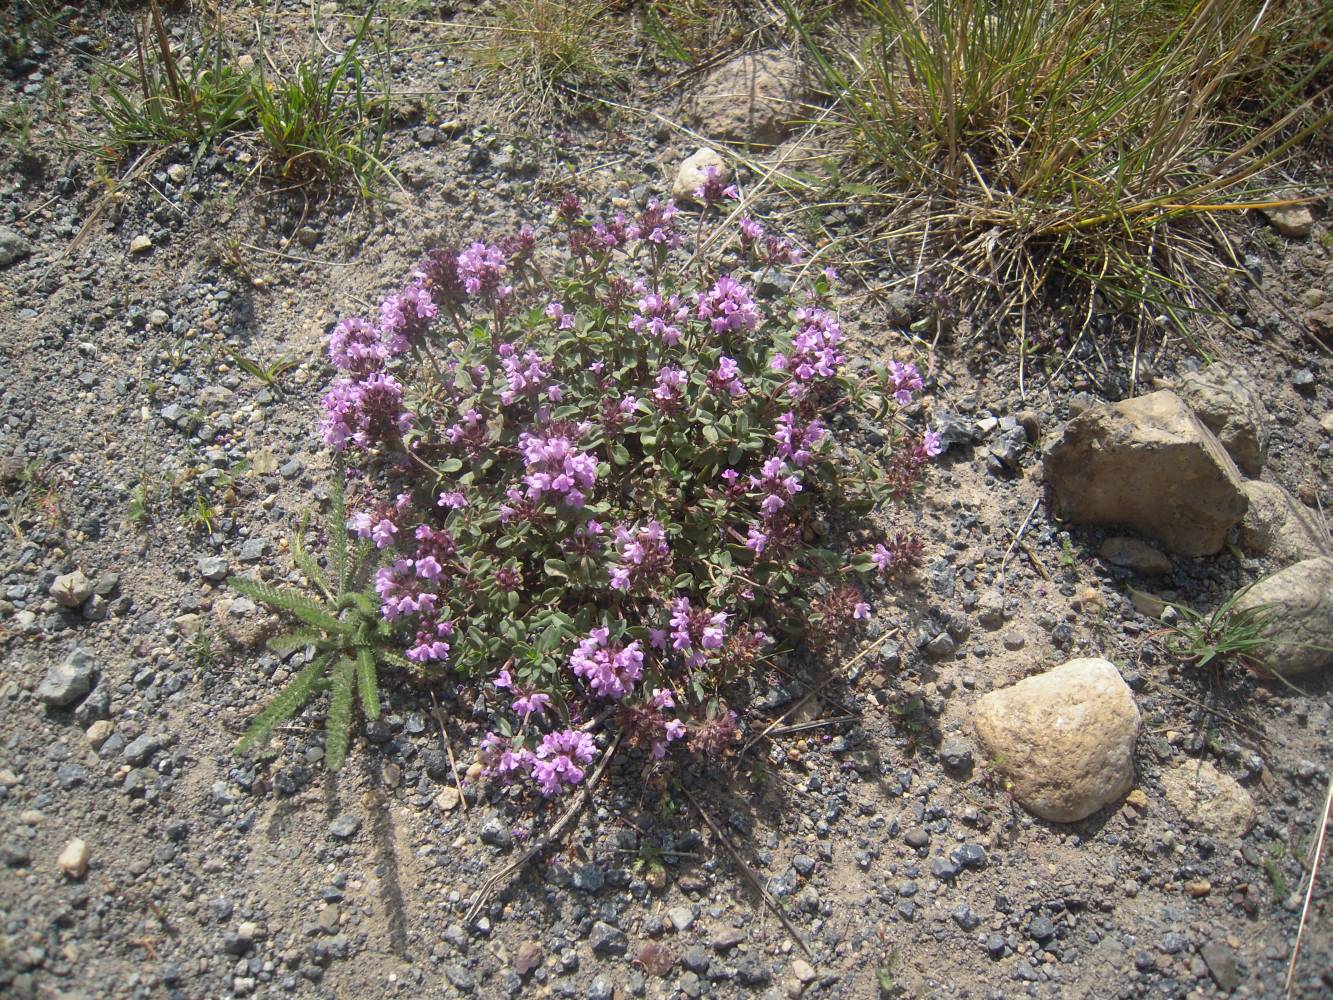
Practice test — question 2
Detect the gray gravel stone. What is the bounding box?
[198,556,229,581]
[480,816,513,849]
[667,905,696,932]
[36,649,96,706]
[327,814,360,839]
[589,921,627,956]
[0,227,32,267]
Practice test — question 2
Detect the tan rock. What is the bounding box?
[1044,390,1248,556]
[1233,557,1333,678]
[672,147,729,203]
[973,658,1140,823]
[1238,481,1331,564]
[58,838,90,878]
[1160,760,1254,838]
[434,786,460,812]
[1100,536,1172,574]
[687,50,806,145]
[85,720,114,750]
[129,234,153,254]
[1175,363,1270,476]
[50,569,94,608]
[1260,201,1314,238]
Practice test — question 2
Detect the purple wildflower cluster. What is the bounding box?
[771,306,845,399]
[569,627,645,699]
[481,729,598,797]
[667,597,728,669]
[629,284,689,346]
[697,274,761,335]
[608,520,671,592]
[308,182,943,796]
[517,424,598,508]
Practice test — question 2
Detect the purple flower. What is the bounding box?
[517,424,599,509]
[328,316,387,375]
[607,520,671,593]
[406,618,452,664]
[738,216,763,248]
[378,281,437,354]
[853,601,871,620]
[320,373,414,451]
[651,688,676,710]
[770,306,844,400]
[745,525,768,555]
[512,691,551,718]
[693,164,737,206]
[546,301,575,330]
[531,729,597,796]
[456,242,511,298]
[923,429,943,457]
[774,412,826,467]
[437,490,468,509]
[888,360,924,405]
[629,283,689,346]
[652,366,686,406]
[706,355,747,398]
[627,198,682,249]
[669,597,727,669]
[697,275,760,335]
[569,626,644,700]
[498,343,551,405]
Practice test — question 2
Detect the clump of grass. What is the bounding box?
[1157,587,1279,674]
[91,2,392,195]
[643,0,836,66]
[790,0,1332,339]
[93,1,253,151]
[250,9,392,194]
[468,0,628,110]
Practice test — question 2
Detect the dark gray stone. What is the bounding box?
[36,649,96,706]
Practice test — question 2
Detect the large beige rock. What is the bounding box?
[687,50,805,145]
[1044,390,1248,556]
[1233,557,1333,678]
[1175,363,1269,476]
[1238,481,1331,564]
[1160,760,1254,838]
[973,658,1140,823]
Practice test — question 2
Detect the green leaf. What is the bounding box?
[325,657,356,770]
[611,442,630,465]
[228,576,344,633]
[537,619,564,654]
[441,458,463,473]
[266,628,325,654]
[356,646,380,719]
[544,559,570,580]
[237,653,331,755]
[702,423,720,445]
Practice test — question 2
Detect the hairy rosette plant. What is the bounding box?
[252,177,940,785]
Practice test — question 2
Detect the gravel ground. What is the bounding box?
[2,4,1331,999]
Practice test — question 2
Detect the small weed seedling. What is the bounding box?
[230,467,411,768]
[222,345,299,388]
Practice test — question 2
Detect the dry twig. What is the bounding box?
[681,784,813,958]
[1285,777,1332,998]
